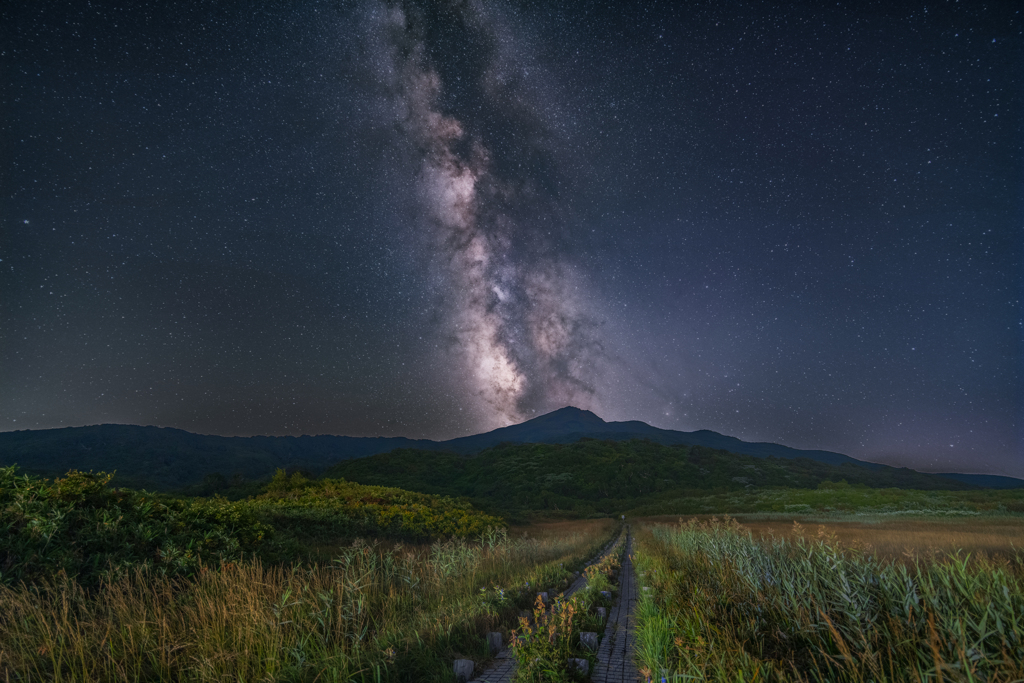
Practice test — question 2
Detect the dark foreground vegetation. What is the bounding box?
[0,523,620,681]
[2,436,1023,681]
[0,463,620,680]
[0,466,502,588]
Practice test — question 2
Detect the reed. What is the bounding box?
[633,517,1024,682]
[740,517,1024,561]
[0,520,616,682]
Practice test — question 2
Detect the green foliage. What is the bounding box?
[632,517,1024,681]
[0,519,619,682]
[266,468,311,494]
[508,532,624,681]
[510,594,592,682]
[325,439,988,516]
[579,543,621,604]
[0,465,506,587]
[0,466,270,587]
[242,472,506,550]
[626,483,1024,517]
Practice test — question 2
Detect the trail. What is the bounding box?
[591,532,642,682]
[469,528,641,683]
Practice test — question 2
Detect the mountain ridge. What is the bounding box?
[1,406,1021,490]
[447,407,867,467]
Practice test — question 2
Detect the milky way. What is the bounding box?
[365,2,601,426]
[2,0,1019,476]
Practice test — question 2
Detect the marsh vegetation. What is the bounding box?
[2,458,1022,682]
[0,516,617,680]
[633,516,1024,682]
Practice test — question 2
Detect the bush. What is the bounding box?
[0,467,270,587]
[243,471,506,544]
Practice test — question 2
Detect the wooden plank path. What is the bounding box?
[468,529,642,683]
[591,533,642,683]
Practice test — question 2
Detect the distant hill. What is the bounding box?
[0,424,438,490]
[1,406,1020,491]
[322,439,977,516]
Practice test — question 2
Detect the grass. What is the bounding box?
[0,466,506,588]
[632,516,1024,682]
[0,520,619,681]
[626,481,1024,518]
[742,516,1024,561]
[5,461,1024,682]
[508,530,625,681]
[636,514,1024,561]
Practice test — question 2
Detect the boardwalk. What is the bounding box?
[468,530,642,683]
[591,534,642,683]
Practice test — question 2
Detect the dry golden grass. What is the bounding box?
[745,517,1024,560]
[0,524,619,682]
[637,514,1024,560]
[509,517,617,541]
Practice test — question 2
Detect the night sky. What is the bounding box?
[2,1,1021,477]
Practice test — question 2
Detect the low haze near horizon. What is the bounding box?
[2,1,1020,477]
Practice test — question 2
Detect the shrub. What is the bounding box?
[243,473,505,544]
[0,467,269,587]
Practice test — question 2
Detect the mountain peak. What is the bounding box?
[526,406,606,426]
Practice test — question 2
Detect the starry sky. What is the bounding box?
[2,0,1021,477]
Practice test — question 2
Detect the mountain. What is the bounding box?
[0,424,439,490]
[2,406,1020,490]
[441,407,871,467]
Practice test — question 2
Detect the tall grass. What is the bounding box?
[509,529,625,681]
[737,517,1024,561]
[626,484,1024,518]
[633,517,1024,682]
[0,521,617,682]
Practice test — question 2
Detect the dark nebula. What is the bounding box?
[2,1,1020,476]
